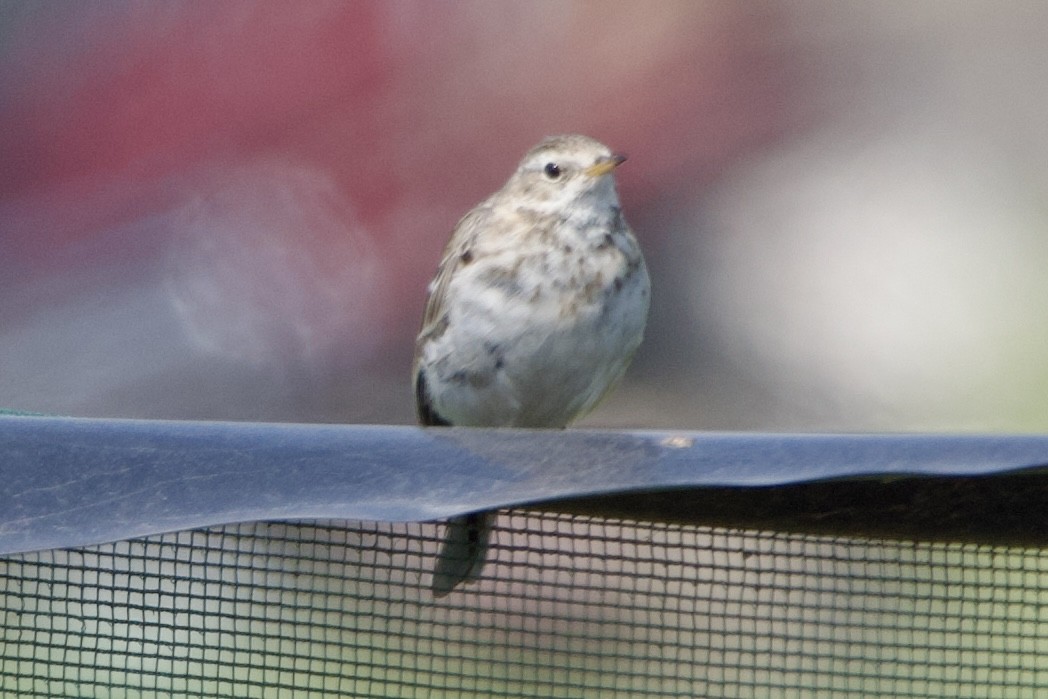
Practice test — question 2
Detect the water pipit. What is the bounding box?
[414,134,650,595]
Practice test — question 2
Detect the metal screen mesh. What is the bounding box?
[3,510,1047,697]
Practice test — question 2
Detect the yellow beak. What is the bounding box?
[584,154,627,178]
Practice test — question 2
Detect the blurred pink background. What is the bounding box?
[3,2,1048,430]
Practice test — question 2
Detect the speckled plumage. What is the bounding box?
[414,134,650,595]
[414,134,650,430]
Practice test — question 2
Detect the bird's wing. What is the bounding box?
[412,204,492,423]
[414,205,490,354]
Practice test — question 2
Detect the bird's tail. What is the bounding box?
[431,511,494,597]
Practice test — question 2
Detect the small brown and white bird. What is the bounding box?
[414,134,650,595]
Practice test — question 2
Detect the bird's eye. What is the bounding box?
[543,162,562,180]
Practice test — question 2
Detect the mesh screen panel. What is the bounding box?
[3,511,1047,698]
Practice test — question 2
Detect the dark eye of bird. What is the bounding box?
[543,162,562,180]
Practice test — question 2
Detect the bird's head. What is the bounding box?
[503,134,626,216]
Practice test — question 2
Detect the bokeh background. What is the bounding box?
[3,1,1047,431]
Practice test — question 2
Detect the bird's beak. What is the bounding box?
[584,154,627,178]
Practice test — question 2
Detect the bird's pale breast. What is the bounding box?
[418,210,649,427]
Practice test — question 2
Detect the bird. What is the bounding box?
[413,134,650,595]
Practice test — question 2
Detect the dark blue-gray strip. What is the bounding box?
[2,415,1048,554]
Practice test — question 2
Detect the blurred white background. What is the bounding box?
[2,1,1047,431]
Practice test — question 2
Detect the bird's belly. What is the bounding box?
[425,266,648,427]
